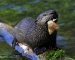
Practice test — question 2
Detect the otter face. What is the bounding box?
[36,10,60,34]
[36,10,58,23]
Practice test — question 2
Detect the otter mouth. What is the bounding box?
[47,19,60,34]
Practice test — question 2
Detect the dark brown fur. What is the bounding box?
[13,10,58,55]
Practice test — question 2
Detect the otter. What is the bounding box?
[13,10,59,55]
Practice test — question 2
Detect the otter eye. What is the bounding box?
[43,14,46,16]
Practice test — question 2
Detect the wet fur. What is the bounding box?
[13,10,58,55]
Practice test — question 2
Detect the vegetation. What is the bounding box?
[46,50,66,60]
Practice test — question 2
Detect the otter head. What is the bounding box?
[36,10,60,34]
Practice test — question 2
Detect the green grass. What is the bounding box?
[46,50,66,60]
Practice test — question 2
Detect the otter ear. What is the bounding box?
[47,20,60,34]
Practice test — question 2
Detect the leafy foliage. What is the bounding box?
[46,50,66,60]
